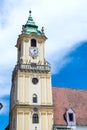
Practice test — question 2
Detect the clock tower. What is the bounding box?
[9,11,53,130]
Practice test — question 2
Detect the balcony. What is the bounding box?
[13,63,51,73]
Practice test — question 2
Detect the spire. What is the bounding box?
[22,11,45,36]
[25,10,37,27]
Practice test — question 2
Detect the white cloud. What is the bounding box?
[0,0,87,101]
[0,85,10,98]
[0,74,11,97]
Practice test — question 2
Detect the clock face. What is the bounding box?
[29,47,38,57]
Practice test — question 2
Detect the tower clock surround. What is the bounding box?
[9,11,53,130]
[29,47,38,57]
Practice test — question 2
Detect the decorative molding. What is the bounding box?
[24,38,29,42]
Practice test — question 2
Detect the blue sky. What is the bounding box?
[52,41,87,89]
[0,0,87,129]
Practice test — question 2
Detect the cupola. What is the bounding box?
[22,11,45,36]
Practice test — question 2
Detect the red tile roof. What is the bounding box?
[52,87,87,126]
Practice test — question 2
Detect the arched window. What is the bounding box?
[31,39,36,47]
[33,94,37,103]
[32,114,39,123]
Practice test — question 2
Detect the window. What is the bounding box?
[32,78,38,84]
[66,108,76,126]
[33,94,37,103]
[68,113,74,122]
[32,114,39,123]
[31,39,36,47]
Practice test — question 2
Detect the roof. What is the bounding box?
[22,11,45,36]
[52,87,87,126]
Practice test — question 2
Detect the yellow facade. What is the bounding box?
[9,12,53,130]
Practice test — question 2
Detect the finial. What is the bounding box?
[29,10,32,16]
[21,25,24,33]
[41,27,45,35]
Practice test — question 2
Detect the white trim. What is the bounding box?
[17,76,19,101]
[46,112,48,130]
[23,112,24,130]
[66,108,76,126]
[45,78,47,104]
[29,112,31,130]
[40,112,41,130]
[23,75,25,102]
[23,41,25,57]
[16,112,18,130]
[28,112,30,130]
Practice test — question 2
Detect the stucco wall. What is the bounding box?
[75,126,87,130]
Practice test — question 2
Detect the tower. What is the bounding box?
[9,11,53,130]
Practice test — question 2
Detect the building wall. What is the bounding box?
[11,72,52,106]
[53,126,87,130]
[13,109,53,130]
[76,126,87,130]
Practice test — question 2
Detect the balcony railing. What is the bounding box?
[13,63,51,73]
